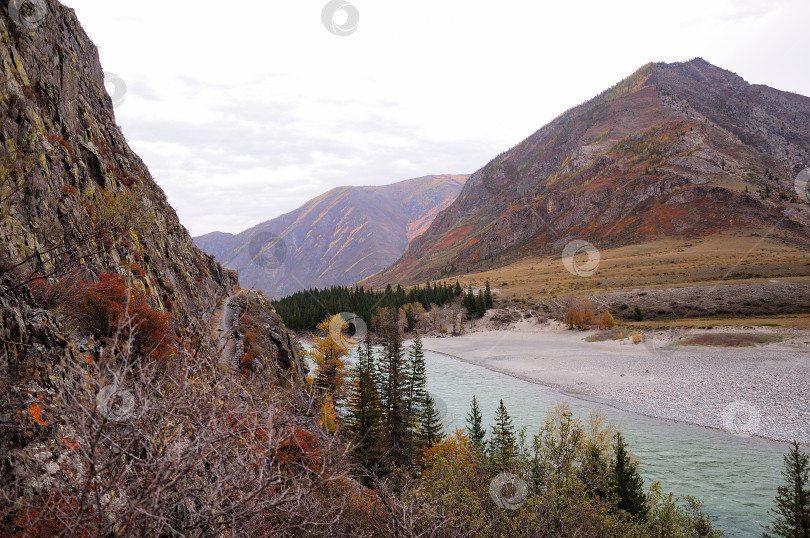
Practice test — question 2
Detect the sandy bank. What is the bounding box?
[421,324,810,444]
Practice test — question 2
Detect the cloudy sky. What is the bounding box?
[61,0,810,237]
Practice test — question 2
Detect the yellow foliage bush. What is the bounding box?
[597,311,616,330]
[631,333,644,344]
[563,296,595,330]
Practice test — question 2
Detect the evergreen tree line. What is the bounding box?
[462,281,494,320]
[345,310,445,477]
[272,281,464,332]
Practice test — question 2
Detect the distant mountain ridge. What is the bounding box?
[194,174,467,298]
[363,59,810,287]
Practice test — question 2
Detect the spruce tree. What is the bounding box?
[466,395,486,451]
[345,338,383,473]
[454,281,463,296]
[612,432,648,519]
[418,393,445,448]
[484,280,494,309]
[376,307,412,467]
[404,333,428,445]
[764,441,810,538]
[476,289,486,318]
[489,399,516,467]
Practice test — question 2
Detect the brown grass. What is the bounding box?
[431,231,810,301]
[676,333,783,347]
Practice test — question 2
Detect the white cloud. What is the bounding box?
[60,0,810,235]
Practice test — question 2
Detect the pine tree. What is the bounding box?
[612,432,648,519]
[346,335,383,473]
[764,441,810,538]
[489,399,516,467]
[418,393,445,448]
[454,281,463,296]
[375,307,412,467]
[632,305,643,322]
[476,289,486,318]
[484,280,494,309]
[404,333,428,445]
[466,395,486,451]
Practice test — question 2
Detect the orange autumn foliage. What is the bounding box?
[276,428,324,475]
[422,428,472,468]
[80,272,174,360]
[564,296,595,330]
[28,402,47,426]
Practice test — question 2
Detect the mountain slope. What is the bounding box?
[1,3,326,533]
[194,174,467,298]
[364,59,810,287]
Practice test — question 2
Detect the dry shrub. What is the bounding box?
[631,333,644,344]
[79,272,174,360]
[2,341,345,537]
[564,296,595,330]
[597,311,616,330]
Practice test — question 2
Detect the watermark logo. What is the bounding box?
[103,72,127,108]
[9,0,47,29]
[643,332,679,358]
[321,0,359,36]
[96,384,136,422]
[795,167,810,203]
[429,392,449,425]
[329,312,367,346]
[721,400,760,437]
[247,232,287,269]
[562,240,600,277]
[489,471,529,510]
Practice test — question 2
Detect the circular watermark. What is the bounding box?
[103,72,127,108]
[9,0,47,29]
[321,0,359,36]
[795,167,810,203]
[428,392,449,426]
[96,384,136,422]
[489,471,529,510]
[721,400,760,437]
[562,240,600,277]
[247,232,287,269]
[329,312,367,347]
[643,332,679,358]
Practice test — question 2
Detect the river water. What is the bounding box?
[318,342,787,536]
[418,349,787,537]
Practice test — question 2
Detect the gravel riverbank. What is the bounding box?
[421,323,810,444]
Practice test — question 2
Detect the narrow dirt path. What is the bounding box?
[212,288,247,366]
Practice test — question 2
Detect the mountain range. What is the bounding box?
[194,174,467,298]
[363,59,810,288]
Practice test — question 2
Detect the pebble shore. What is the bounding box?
[422,323,810,445]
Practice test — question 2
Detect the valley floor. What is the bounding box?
[421,322,810,444]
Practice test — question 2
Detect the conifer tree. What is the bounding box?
[612,432,648,519]
[454,281,463,296]
[764,441,810,538]
[346,335,383,473]
[404,333,428,444]
[466,395,486,451]
[308,315,350,407]
[375,307,412,467]
[489,399,516,467]
[418,393,445,448]
[476,289,486,317]
[484,280,494,309]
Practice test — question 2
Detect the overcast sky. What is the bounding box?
[60,0,810,237]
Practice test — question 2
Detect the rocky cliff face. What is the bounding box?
[0,0,307,504]
[366,59,810,286]
[194,174,467,298]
